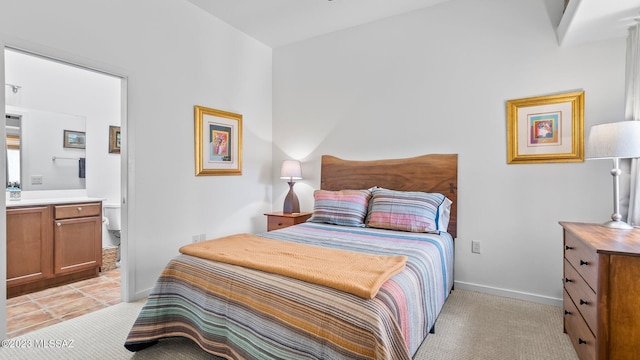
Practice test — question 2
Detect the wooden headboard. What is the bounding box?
[320,154,458,239]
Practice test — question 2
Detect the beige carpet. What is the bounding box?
[0,289,578,360]
[415,289,578,360]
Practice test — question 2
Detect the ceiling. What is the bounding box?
[187,0,453,48]
[559,0,640,47]
[187,0,640,49]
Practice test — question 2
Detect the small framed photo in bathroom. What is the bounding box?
[63,130,86,149]
[109,125,121,154]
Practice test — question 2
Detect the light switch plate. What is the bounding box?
[31,175,43,185]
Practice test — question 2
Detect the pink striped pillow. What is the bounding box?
[307,189,372,227]
[366,188,447,233]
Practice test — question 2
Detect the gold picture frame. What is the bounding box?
[195,105,242,176]
[109,125,121,154]
[63,130,86,149]
[506,91,584,164]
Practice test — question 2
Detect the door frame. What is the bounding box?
[1,43,134,339]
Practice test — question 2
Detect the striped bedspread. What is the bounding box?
[125,222,454,359]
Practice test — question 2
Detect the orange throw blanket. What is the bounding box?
[179,233,407,299]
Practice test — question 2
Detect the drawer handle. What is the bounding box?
[564,278,573,283]
[278,223,283,226]
[579,260,589,266]
[565,245,574,250]
[56,222,61,227]
[578,338,587,345]
[77,207,83,212]
[579,299,589,306]
[564,310,571,315]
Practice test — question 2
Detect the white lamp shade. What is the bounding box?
[280,160,302,179]
[586,121,640,159]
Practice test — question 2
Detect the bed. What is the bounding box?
[125,154,458,359]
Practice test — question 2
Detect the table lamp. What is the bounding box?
[280,160,302,213]
[586,121,640,229]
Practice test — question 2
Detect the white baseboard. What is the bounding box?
[454,281,563,308]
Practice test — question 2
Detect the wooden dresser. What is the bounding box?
[560,222,640,360]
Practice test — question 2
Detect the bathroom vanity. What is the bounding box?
[6,197,103,298]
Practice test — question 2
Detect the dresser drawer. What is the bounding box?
[265,212,312,231]
[564,290,596,360]
[54,203,101,220]
[564,259,597,333]
[267,216,296,231]
[564,231,598,291]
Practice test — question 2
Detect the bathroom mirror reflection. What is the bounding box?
[5,106,87,191]
[5,114,21,189]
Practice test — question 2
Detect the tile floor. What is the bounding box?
[6,268,121,338]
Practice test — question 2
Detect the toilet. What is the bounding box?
[102,203,121,266]
[103,202,121,239]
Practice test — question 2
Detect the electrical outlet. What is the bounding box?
[199,233,206,242]
[471,241,481,254]
[192,235,200,243]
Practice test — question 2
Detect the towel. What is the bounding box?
[79,157,86,178]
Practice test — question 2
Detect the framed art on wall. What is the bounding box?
[506,91,584,164]
[195,105,242,176]
[63,130,86,149]
[109,125,121,154]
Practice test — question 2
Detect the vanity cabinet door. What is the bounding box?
[6,206,52,286]
[53,216,102,275]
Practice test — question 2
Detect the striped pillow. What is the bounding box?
[366,188,446,233]
[307,189,372,227]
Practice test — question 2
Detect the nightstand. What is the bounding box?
[264,211,312,231]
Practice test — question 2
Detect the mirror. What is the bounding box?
[5,114,20,189]
[6,106,86,191]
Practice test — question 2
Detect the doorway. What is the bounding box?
[4,48,126,337]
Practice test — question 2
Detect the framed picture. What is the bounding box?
[506,91,584,164]
[109,125,121,154]
[194,105,242,176]
[63,130,86,149]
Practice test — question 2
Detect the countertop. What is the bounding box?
[6,196,105,207]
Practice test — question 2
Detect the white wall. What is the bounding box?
[0,0,273,339]
[273,0,625,305]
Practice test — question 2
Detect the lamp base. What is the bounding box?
[283,181,300,214]
[602,158,634,230]
[601,220,634,230]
